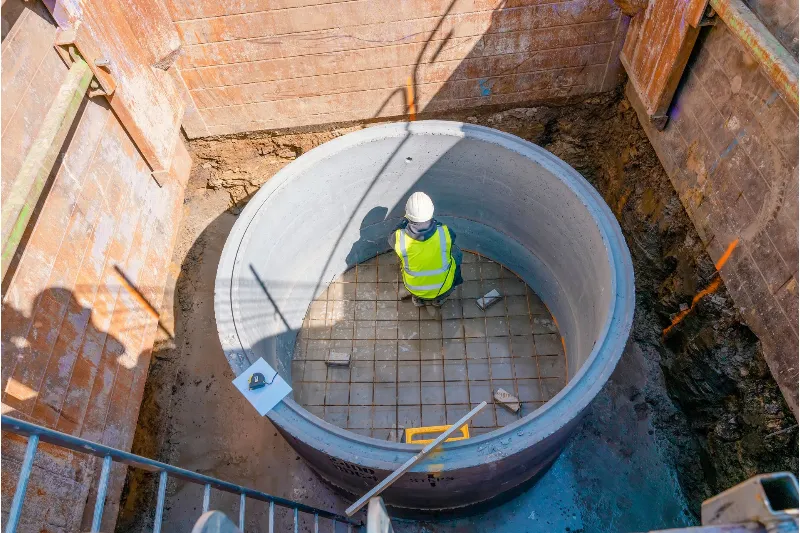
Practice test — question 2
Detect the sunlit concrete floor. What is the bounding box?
[292,251,568,438]
[132,188,695,533]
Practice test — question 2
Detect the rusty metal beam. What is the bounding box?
[619,0,707,128]
[1,55,93,283]
[709,0,799,109]
[46,1,185,178]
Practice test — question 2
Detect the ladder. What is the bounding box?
[1,415,362,533]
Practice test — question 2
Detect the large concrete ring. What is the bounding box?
[215,121,635,511]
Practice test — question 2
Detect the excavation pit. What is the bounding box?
[215,121,635,511]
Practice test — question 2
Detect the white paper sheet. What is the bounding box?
[231,358,292,416]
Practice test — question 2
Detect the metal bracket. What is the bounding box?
[699,6,718,26]
[702,472,799,530]
[87,79,105,99]
[151,169,168,188]
[55,25,166,188]
[54,22,116,97]
[650,113,669,131]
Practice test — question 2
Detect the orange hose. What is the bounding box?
[715,238,739,271]
[663,276,722,336]
[406,77,416,121]
[662,237,738,336]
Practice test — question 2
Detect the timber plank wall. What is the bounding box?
[0,1,190,531]
[167,0,631,137]
[627,5,799,414]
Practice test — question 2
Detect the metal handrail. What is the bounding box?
[1,415,361,532]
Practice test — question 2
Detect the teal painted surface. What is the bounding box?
[391,345,695,532]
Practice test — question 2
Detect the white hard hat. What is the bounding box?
[405,192,434,223]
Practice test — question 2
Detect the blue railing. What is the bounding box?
[1,415,361,532]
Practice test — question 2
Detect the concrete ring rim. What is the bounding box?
[215,120,635,472]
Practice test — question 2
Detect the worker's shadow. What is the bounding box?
[2,287,128,424]
[344,206,395,267]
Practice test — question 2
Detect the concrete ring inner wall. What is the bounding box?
[215,121,635,510]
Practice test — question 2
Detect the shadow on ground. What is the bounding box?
[116,189,355,532]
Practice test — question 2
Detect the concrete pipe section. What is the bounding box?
[215,121,635,511]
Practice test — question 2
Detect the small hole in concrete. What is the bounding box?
[405,156,413,162]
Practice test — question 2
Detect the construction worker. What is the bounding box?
[389,192,463,310]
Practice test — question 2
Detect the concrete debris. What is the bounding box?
[387,424,405,443]
[494,388,521,413]
[476,289,502,310]
[326,351,351,366]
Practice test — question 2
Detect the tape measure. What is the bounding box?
[248,372,266,390]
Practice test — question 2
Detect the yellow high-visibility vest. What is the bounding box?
[393,224,455,299]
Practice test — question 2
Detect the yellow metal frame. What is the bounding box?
[404,424,470,445]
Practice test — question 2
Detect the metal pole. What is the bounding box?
[5,435,39,533]
[239,493,245,531]
[1,56,93,281]
[203,483,211,513]
[314,513,319,533]
[91,455,112,532]
[294,508,299,533]
[345,402,487,516]
[268,501,274,533]
[153,470,168,533]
